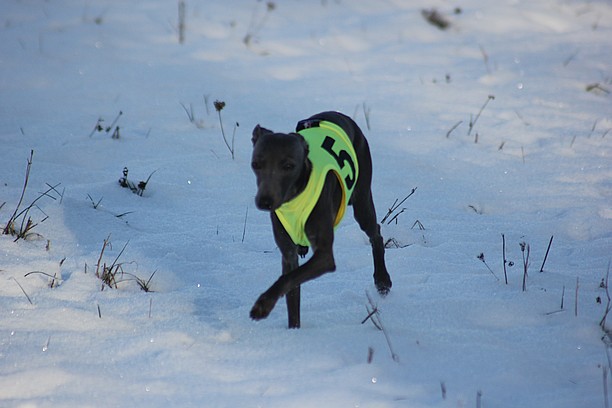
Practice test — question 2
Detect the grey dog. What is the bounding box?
[250,111,392,328]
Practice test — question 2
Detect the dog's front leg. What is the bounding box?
[249,247,335,323]
[250,212,336,325]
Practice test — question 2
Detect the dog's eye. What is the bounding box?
[251,161,261,170]
[282,163,295,171]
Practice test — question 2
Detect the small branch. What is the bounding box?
[24,270,63,287]
[3,150,33,235]
[501,234,508,285]
[539,235,554,272]
[479,44,491,75]
[520,242,530,292]
[380,188,417,224]
[446,120,463,138]
[561,285,566,310]
[421,8,451,30]
[178,0,186,44]
[361,306,379,325]
[105,111,123,133]
[180,102,195,122]
[601,261,611,329]
[468,95,495,136]
[363,291,399,362]
[362,102,371,131]
[214,100,234,159]
[11,277,33,305]
[575,277,579,317]
[241,206,248,243]
[477,253,499,281]
[87,194,103,209]
[367,347,374,364]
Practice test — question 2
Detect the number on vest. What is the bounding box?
[321,136,356,190]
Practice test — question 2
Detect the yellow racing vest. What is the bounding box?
[275,120,359,247]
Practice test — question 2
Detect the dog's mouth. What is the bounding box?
[254,194,280,211]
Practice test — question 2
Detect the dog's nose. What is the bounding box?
[255,195,274,211]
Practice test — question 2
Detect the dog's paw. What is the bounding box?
[250,293,278,321]
[375,276,392,297]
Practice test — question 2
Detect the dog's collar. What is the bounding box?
[296,118,321,132]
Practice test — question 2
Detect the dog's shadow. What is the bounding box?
[193,289,243,331]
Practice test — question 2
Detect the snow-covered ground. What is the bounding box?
[1,0,611,407]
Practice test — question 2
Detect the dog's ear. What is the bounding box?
[252,125,273,145]
[294,132,309,158]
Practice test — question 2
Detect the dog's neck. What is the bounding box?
[289,158,312,200]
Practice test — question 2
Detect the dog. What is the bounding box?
[250,111,392,328]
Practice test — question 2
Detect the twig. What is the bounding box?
[119,270,156,292]
[242,206,248,243]
[446,120,463,138]
[180,102,195,122]
[561,285,566,310]
[178,0,186,44]
[362,102,371,131]
[575,277,579,317]
[386,208,406,225]
[468,95,495,136]
[586,83,610,94]
[589,119,598,138]
[601,261,611,329]
[243,1,275,46]
[95,235,111,279]
[384,237,410,249]
[11,277,33,304]
[364,291,399,362]
[12,182,60,241]
[105,111,123,133]
[3,150,33,235]
[502,234,508,285]
[24,270,63,287]
[563,50,579,67]
[539,235,554,272]
[421,8,451,30]
[477,253,499,281]
[361,306,379,325]
[479,44,491,74]
[203,94,210,115]
[381,188,417,224]
[367,347,374,364]
[520,242,530,292]
[214,100,234,159]
[87,194,103,209]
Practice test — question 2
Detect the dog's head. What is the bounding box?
[251,125,310,211]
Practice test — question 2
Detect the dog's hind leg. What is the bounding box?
[352,189,392,295]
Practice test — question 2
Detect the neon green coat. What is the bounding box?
[275,120,359,247]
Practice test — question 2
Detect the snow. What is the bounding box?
[1,0,611,407]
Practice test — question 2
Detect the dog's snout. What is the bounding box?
[255,195,275,211]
